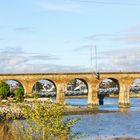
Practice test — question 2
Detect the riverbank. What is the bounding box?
[0,102,117,119]
[65,95,87,99]
[64,106,116,115]
[65,94,140,99]
[1,98,140,139]
[1,96,138,119]
[91,136,140,140]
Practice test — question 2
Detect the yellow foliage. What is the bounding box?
[9,100,79,140]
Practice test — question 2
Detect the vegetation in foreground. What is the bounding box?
[0,100,86,140]
[0,81,24,102]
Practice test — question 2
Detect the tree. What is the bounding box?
[10,101,81,140]
[33,82,43,93]
[110,81,117,88]
[0,81,10,99]
[70,79,77,90]
[14,86,24,101]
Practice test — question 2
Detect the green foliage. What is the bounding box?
[110,81,117,88]
[10,101,81,140]
[71,79,77,88]
[0,81,10,99]
[33,92,40,98]
[14,86,24,101]
[33,82,43,93]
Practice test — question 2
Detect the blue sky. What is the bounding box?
[0,0,140,73]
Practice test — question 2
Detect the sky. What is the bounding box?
[0,0,140,73]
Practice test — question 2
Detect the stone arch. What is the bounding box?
[1,79,26,98]
[98,78,120,95]
[32,79,57,97]
[129,78,140,97]
[64,78,89,106]
[65,78,88,96]
[5,79,25,94]
[97,77,120,105]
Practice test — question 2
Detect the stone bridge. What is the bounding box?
[0,72,139,108]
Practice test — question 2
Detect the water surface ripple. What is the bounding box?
[66,98,140,139]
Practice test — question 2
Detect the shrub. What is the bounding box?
[14,86,24,102]
[0,81,10,99]
[10,101,81,140]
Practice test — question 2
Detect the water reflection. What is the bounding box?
[65,97,119,110]
[118,107,130,112]
[65,97,140,110]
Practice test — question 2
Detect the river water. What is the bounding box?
[65,98,140,139]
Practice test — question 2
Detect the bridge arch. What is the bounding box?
[130,78,140,97]
[4,79,25,97]
[66,78,88,95]
[97,78,120,105]
[32,79,57,98]
[65,78,88,106]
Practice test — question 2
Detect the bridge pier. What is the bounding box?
[98,94,105,105]
[21,80,34,97]
[118,82,130,108]
[88,83,98,109]
[56,82,66,105]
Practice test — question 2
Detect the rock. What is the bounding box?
[24,98,52,103]
[1,100,9,103]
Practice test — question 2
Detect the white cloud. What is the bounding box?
[1,46,140,73]
[115,34,140,44]
[85,33,116,41]
[85,25,140,44]
[73,45,94,51]
[15,27,36,33]
[97,47,140,72]
[0,47,88,73]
